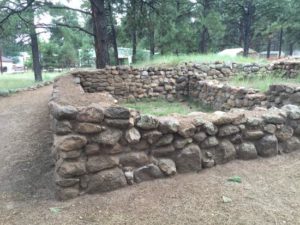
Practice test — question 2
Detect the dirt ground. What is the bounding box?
[0,86,300,225]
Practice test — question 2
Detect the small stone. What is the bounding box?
[158,159,176,176]
[59,150,81,159]
[194,132,207,143]
[124,171,134,185]
[203,121,218,135]
[244,130,264,140]
[125,128,141,144]
[158,118,179,133]
[202,158,215,168]
[52,119,72,135]
[281,137,300,153]
[105,119,130,128]
[55,187,79,200]
[173,138,193,149]
[262,114,285,124]
[104,106,130,119]
[281,105,300,120]
[264,124,276,134]
[119,152,149,167]
[137,115,159,130]
[218,125,240,137]
[55,135,87,152]
[87,168,127,193]
[77,104,104,122]
[255,135,278,157]
[134,164,164,183]
[55,175,80,187]
[152,145,175,157]
[86,155,117,172]
[176,144,202,173]
[215,140,236,164]
[49,102,78,120]
[143,130,162,144]
[237,143,257,160]
[178,122,196,138]
[57,160,86,178]
[85,144,100,155]
[104,143,127,154]
[92,128,123,145]
[246,117,263,127]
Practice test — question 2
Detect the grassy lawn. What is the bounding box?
[121,98,212,116]
[133,53,267,68]
[229,73,300,92]
[0,71,64,91]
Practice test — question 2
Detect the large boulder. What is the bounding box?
[87,168,127,193]
[92,128,123,145]
[158,117,179,133]
[175,144,202,173]
[49,102,78,120]
[237,143,258,160]
[275,126,294,141]
[281,137,300,153]
[215,140,236,164]
[119,152,150,167]
[55,135,87,152]
[255,135,278,157]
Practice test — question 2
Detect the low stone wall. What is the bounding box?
[266,84,300,108]
[49,75,300,200]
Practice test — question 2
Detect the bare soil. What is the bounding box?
[0,86,300,225]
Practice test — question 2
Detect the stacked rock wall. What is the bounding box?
[49,74,300,200]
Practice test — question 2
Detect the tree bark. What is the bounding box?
[108,0,119,65]
[199,0,210,53]
[289,43,294,56]
[266,35,272,59]
[90,0,110,68]
[242,1,255,57]
[30,30,42,81]
[131,0,137,63]
[278,27,283,58]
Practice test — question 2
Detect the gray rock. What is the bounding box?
[158,118,179,133]
[119,152,149,167]
[246,117,263,127]
[137,115,159,130]
[92,128,123,145]
[256,135,278,157]
[202,158,215,168]
[55,135,87,152]
[59,150,81,159]
[218,125,240,137]
[173,138,193,149]
[156,134,174,146]
[124,171,134,185]
[176,144,202,173]
[215,140,236,164]
[55,187,79,200]
[178,122,196,138]
[55,175,80,187]
[201,136,219,148]
[281,137,300,153]
[52,119,72,135]
[57,160,86,178]
[87,168,127,193]
[237,143,257,160]
[105,106,130,119]
[203,121,218,135]
[86,155,117,172]
[49,102,78,120]
[77,104,104,122]
[194,132,207,143]
[85,144,100,155]
[275,126,294,141]
[158,159,177,176]
[0,90,9,97]
[105,119,130,128]
[264,124,276,134]
[143,130,162,144]
[281,105,300,120]
[244,130,264,140]
[134,164,164,183]
[125,127,141,144]
[262,114,285,124]
[152,145,175,157]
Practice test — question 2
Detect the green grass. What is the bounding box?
[229,73,300,92]
[0,71,64,91]
[133,53,267,68]
[121,98,212,116]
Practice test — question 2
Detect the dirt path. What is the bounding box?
[0,87,300,225]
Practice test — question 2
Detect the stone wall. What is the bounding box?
[49,74,300,200]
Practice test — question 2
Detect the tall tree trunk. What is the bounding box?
[289,43,294,56]
[266,35,272,59]
[278,27,283,58]
[148,7,155,59]
[199,0,210,53]
[131,0,137,63]
[242,1,255,57]
[108,0,119,65]
[90,0,110,68]
[30,30,42,81]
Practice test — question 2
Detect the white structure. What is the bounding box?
[218,48,258,57]
[1,57,14,73]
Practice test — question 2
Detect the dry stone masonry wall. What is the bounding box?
[49,61,300,200]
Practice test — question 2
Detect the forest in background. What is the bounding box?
[0,0,300,81]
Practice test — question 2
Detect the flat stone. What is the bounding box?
[92,128,123,145]
[57,160,86,178]
[134,164,164,183]
[256,135,278,157]
[143,130,162,144]
[246,117,263,127]
[103,143,128,154]
[119,152,149,167]
[59,150,81,159]
[158,158,176,176]
[125,128,141,144]
[104,106,130,119]
[55,135,87,152]
[137,115,159,130]
[244,130,264,140]
[105,119,130,128]
[218,125,240,137]
[262,114,285,124]
[87,168,127,193]
[86,155,117,172]
[152,145,175,157]
[176,144,202,173]
[75,123,103,134]
[85,144,100,155]
[155,134,174,147]
[237,143,257,160]
[55,175,80,187]
[173,138,193,149]
[77,104,104,122]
